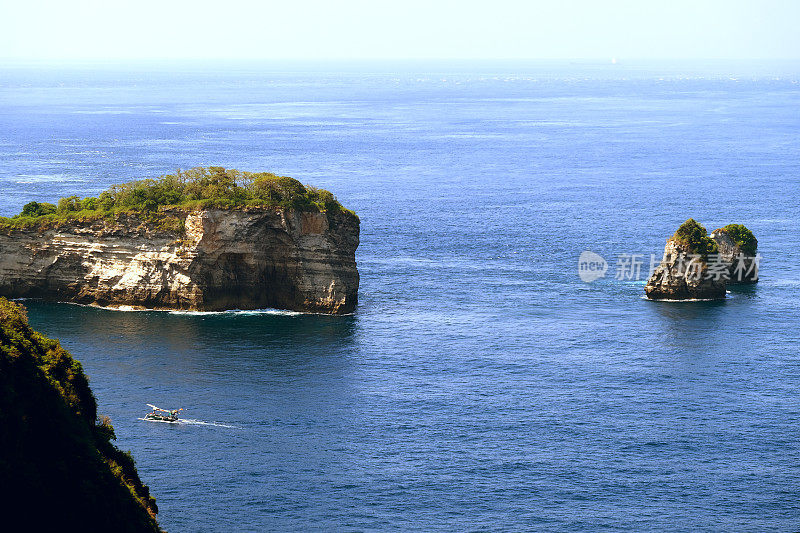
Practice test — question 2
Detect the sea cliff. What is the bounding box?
[644,237,727,300]
[0,207,358,313]
[0,298,160,531]
[0,168,359,314]
[645,219,758,300]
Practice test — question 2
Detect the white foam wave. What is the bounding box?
[167,308,305,317]
[641,295,727,302]
[57,300,310,316]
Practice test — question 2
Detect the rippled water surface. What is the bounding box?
[2,61,800,531]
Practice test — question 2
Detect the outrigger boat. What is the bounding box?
[143,404,183,423]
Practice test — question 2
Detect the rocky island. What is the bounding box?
[0,168,359,314]
[645,219,758,300]
[0,297,160,531]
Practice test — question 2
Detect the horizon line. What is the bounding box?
[2,57,800,64]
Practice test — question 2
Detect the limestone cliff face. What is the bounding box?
[0,207,359,314]
[644,239,727,300]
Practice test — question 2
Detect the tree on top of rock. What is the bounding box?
[672,218,718,257]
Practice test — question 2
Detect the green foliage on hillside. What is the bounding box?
[0,166,357,231]
[21,201,57,217]
[0,298,160,531]
[672,218,719,257]
[720,223,758,256]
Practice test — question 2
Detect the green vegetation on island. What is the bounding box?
[671,218,719,258]
[0,166,356,232]
[718,223,758,256]
[0,298,159,531]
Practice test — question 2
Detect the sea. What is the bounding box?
[1,60,799,532]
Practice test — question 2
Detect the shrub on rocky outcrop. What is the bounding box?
[719,224,757,256]
[0,166,357,230]
[672,218,718,258]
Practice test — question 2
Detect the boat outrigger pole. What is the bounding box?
[143,404,184,423]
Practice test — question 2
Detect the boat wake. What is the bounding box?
[178,418,242,429]
[138,417,241,429]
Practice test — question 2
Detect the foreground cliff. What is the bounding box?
[0,168,359,314]
[645,219,758,300]
[0,298,159,531]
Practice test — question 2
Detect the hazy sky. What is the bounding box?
[2,0,799,61]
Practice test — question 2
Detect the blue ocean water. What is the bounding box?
[2,61,800,531]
